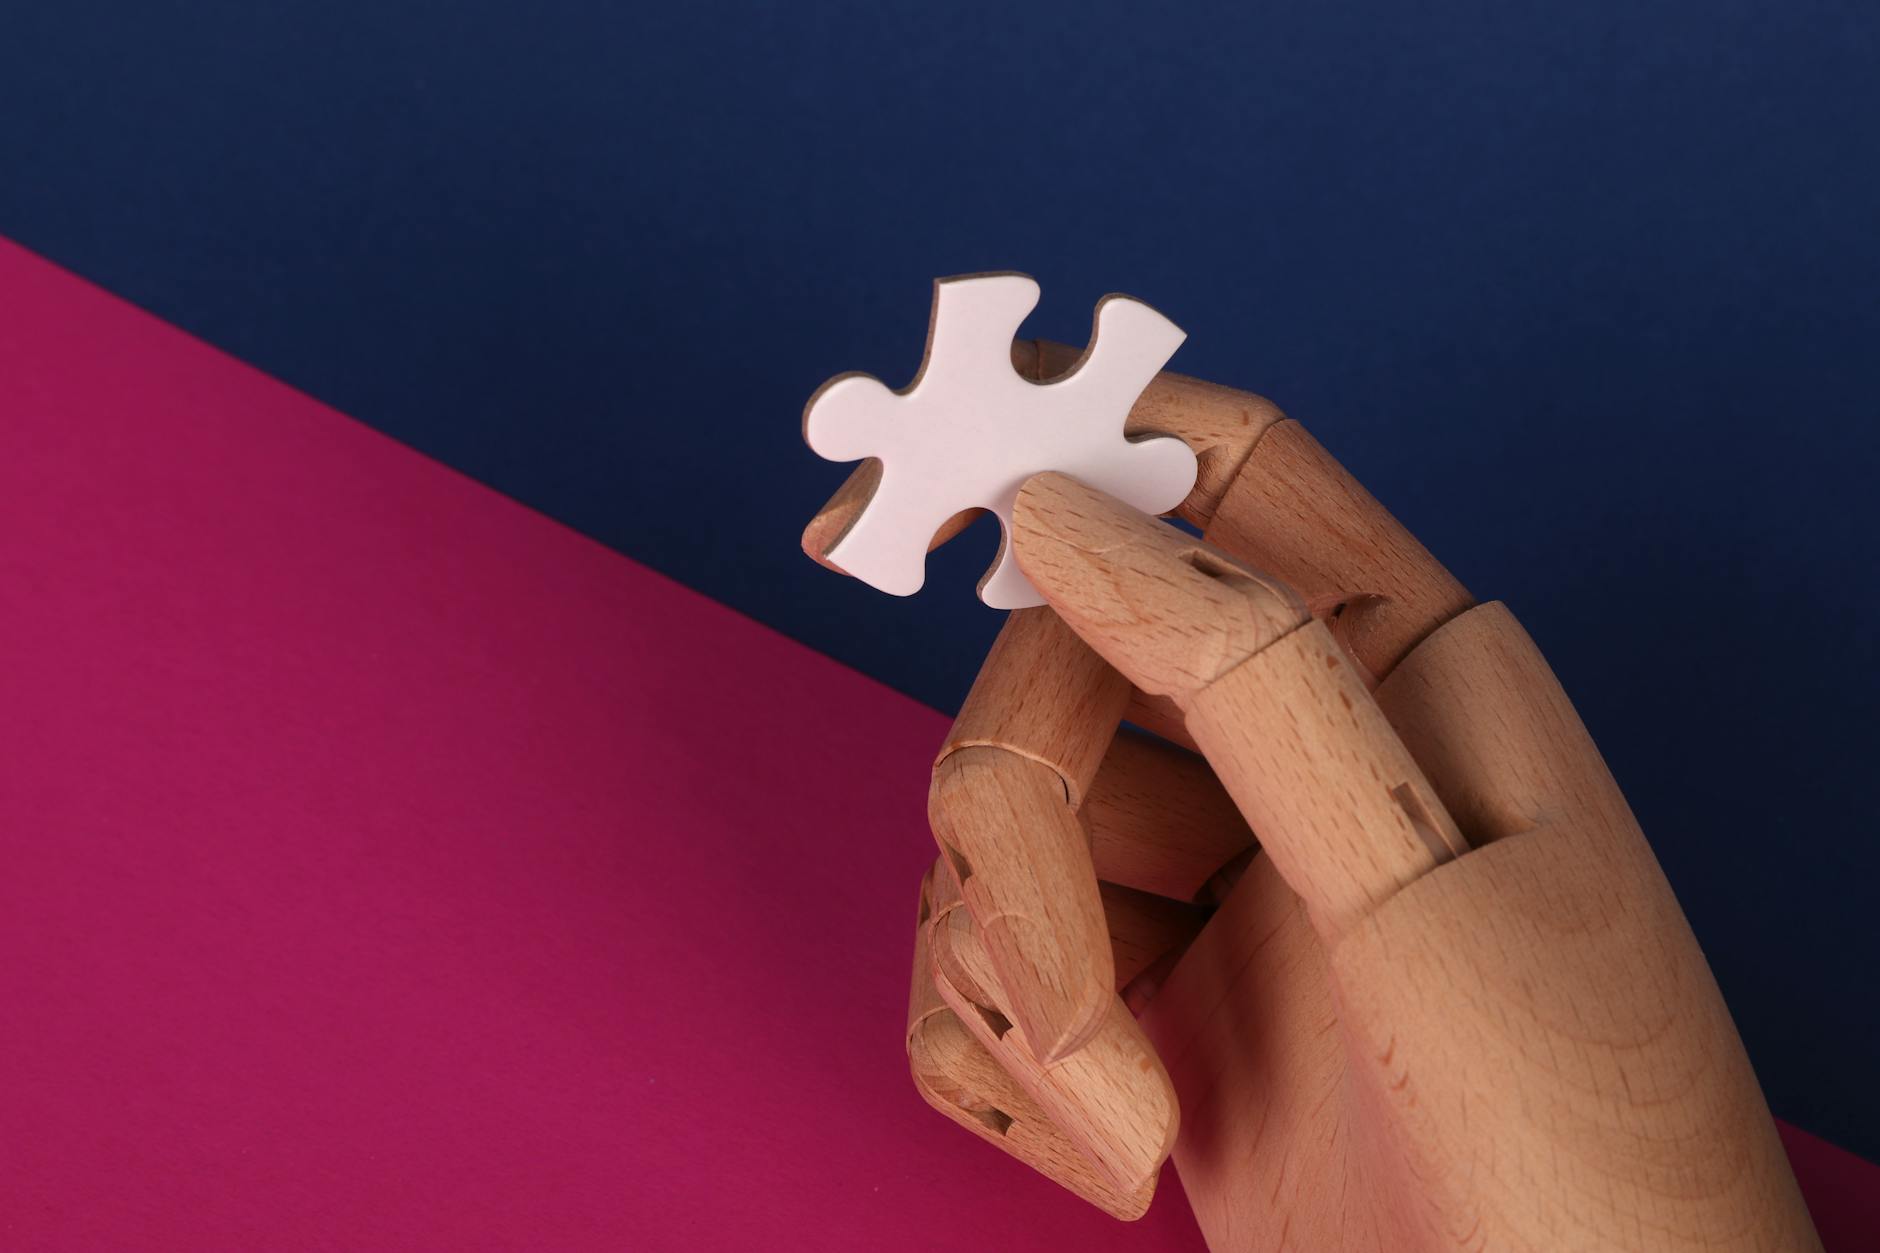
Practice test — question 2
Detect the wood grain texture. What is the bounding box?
[932,602,1135,1061]
[1098,879,1207,993]
[875,375,1816,1247]
[1081,728,1255,904]
[930,606,1135,1062]
[907,862,1157,1220]
[1142,604,1820,1251]
[1118,405,1477,752]
[1204,419,1474,686]
[1012,473,1467,945]
[940,606,1130,806]
[931,746,1114,1061]
[1010,472,1817,1249]
[930,890,1179,1200]
[1121,688,1198,752]
[1009,472,1311,700]
[1184,620,1468,943]
[1142,852,1367,1247]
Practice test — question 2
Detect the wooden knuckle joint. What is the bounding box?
[937,607,1130,806]
[1205,418,1474,685]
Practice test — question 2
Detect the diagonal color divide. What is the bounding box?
[0,239,1872,1250]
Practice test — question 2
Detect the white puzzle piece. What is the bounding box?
[803,273,1197,609]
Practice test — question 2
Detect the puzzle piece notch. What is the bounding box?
[803,273,1197,609]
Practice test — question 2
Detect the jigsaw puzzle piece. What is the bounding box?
[970,293,1191,608]
[822,461,961,596]
[802,273,1040,504]
[1071,295,1188,406]
[802,372,899,464]
[919,274,1041,398]
[803,273,1196,608]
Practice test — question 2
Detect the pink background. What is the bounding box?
[0,239,1871,1248]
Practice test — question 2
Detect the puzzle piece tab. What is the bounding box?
[803,273,1197,609]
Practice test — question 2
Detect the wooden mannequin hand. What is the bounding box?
[969,470,1819,1251]
[816,359,1822,1252]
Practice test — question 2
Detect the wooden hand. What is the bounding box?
[810,350,1820,1250]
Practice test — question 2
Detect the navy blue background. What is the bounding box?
[4,2,1877,1156]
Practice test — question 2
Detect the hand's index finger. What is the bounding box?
[1013,473,1466,943]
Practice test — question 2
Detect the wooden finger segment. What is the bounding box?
[1120,688,1196,752]
[1372,599,1631,848]
[930,746,1113,1062]
[1184,619,1466,943]
[907,865,1156,1220]
[1081,729,1255,903]
[1204,419,1474,685]
[930,604,1132,1066]
[1097,880,1206,993]
[909,1011,1156,1220]
[929,900,1179,1198]
[1010,473,1312,701]
[939,606,1131,805]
